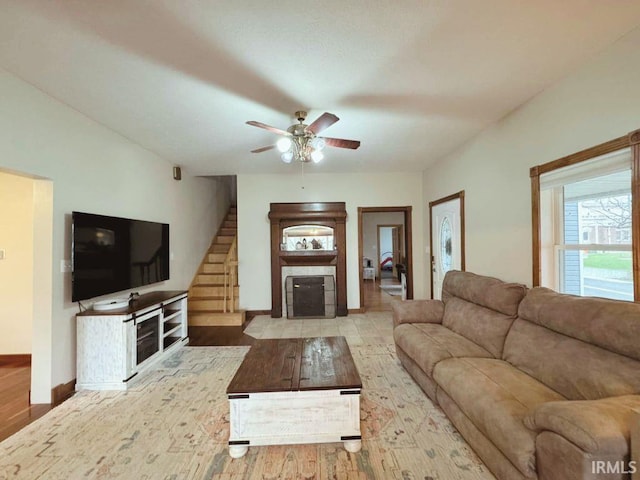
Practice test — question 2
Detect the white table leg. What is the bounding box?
[229,445,248,458]
[344,439,362,453]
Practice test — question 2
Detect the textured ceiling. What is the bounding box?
[1,1,640,175]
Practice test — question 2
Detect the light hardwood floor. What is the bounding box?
[362,277,402,312]
[0,358,50,442]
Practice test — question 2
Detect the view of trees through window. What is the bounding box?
[533,134,639,302]
[560,170,632,301]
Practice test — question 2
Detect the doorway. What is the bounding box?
[429,191,465,299]
[358,207,413,311]
[0,170,53,406]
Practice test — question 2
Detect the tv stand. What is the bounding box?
[76,290,188,391]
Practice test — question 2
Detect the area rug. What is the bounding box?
[0,345,494,479]
[379,284,403,297]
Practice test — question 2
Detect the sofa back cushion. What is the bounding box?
[503,287,640,400]
[441,271,528,358]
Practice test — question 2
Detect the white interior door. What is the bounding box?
[431,198,462,300]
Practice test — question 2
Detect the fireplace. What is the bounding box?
[285,275,336,319]
[269,202,347,317]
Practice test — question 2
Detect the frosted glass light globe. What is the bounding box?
[277,137,292,153]
[311,150,324,163]
[311,137,326,151]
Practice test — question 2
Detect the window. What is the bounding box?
[531,131,639,302]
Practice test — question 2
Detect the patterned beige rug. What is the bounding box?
[0,343,494,479]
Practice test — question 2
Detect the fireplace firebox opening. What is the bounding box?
[286,275,336,319]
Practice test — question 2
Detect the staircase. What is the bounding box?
[188,206,245,326]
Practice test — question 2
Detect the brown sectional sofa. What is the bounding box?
[393,270,640,480]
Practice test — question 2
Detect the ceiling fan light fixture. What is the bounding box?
[247,111,360,165]
[311,150,324,163]
[310,137,326,151]
[276,137,292,153]
[281,151,293,163]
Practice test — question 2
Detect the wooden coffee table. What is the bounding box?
[226,336,362,458]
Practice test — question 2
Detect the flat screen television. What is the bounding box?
[71,211,170,302]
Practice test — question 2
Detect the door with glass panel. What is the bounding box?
[430,193,464,300]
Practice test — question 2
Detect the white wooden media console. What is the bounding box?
[76,290,188,391]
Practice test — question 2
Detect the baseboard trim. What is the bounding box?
[246,310,271,321]
[52,379,76,407]
[0,354,31,366]
[348,308,365,314]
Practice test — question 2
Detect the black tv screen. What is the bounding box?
[71,212,170,302]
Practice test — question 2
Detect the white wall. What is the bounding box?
[422,28,640,293]
[0,68,230,402]
[379,228,393,263]
[237,173,424,310]
[0,172,34,354]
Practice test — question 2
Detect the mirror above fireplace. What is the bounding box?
[282,225,334,251]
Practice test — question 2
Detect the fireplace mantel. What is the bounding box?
[279,250,338,265]
[269,202,347,317]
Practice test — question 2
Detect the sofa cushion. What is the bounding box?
[518,287,640,361]
[503,318,640,400]
[441,271,527,358]
[394,323,492,377]
[524,395,640,455]
[433,357,565,477]
[392,299,444,328]
[441,270,527,316]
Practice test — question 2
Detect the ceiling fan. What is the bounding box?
[246,111,361,164]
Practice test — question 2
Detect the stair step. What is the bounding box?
[210,244,231,253]
[201,263,225,274]
[215,235,235,244]
[227,214,237,221]
[190,285,239,297]
[200,262,238,277]
[195,273,226,283]
[207,253,227,263]
[218,228,236,236]
[189,298,239,311]
[223,221,237,228]
[188,310,245,327]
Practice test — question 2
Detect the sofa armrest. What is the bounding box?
[391,299,444,328]
[524,395,640,456]
[632,408,639,480]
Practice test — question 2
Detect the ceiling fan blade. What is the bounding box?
[306,112,339,134]
[246,120,290,136]
[322,137,361,149]
[251,145,276,153]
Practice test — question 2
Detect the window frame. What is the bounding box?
[530,129,640,302]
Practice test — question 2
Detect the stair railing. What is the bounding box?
[223,237,238,313]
